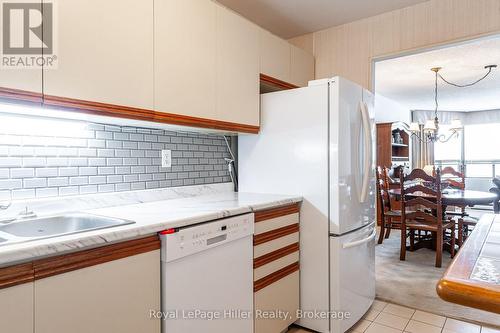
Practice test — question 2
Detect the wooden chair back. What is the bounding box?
[400,168,442,227]
[376,166,392,214]
[438,166,465,190]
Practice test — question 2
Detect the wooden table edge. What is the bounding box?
[436,214,500,314]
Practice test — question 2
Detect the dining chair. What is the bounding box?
[376,166,402,244]
[439,166,476,247]
[400,168,456,268]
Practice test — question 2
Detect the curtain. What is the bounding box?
[412,109,500,125]
[411,124,434,169]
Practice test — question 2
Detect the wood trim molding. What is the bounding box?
[254,203,300,222]
[254,262,299,292]
[43,94,260,134]
[254,242,299,269]
[436,214,500,314]
[0,263,34,289]
[254,223,299,246]
[33,235,160,280]
[260,74,299,90]
[0,87,43,104]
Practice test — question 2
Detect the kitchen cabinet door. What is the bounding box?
[0,0,42,100]
[0,283,34,333]
[34,250,161,333]
[260,29,291,83]
[42,0,154,109]
[154,0,217,120]
[290,45,315,87]
[216,6,260,126]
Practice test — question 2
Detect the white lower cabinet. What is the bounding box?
[34,250,161,333]
[253,205,300,333]
[0,282,34,333]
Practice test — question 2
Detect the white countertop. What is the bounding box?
[0,189,301,267]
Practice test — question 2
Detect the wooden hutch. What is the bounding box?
[376,122,412,226]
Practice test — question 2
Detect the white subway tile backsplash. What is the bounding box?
[0,179,23,190]
[79,167,97,176]
[98,184,115,193]
[97,167,115,175]
[36,188,58,198]
[47,177,69,187]
[79,185,97,194]
[58,186,79,196]
[23,178,47,188]
[69,177,88,186]
[88,176,107,184]
[11,189,35,199]
[10,168,35,178]
[0,169,9,179]
[0,118,231,199]
[58,167,79,177]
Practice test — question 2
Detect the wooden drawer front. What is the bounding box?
[255,212,299,235]
[254,233,299,258]
[254,271,299,333]
[254,251,299,281]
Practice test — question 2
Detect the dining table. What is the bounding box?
[387,188,498,252]
[388,188,498,207]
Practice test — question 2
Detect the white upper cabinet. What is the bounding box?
[0,0,42,95]
[290,45,315,87]
[216,6,260,126]
[154,0,217,120]
[43,0,154,109]
[259,29,291,83]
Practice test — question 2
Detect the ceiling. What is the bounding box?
[217,0,429,39]
[375,36,500,112]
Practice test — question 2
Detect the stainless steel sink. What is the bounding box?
[0,213,134,244]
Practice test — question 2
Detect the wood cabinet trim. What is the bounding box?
[43,94,259,134]
[254,242,299,269]
[0,87,43,104]
[0,262,34,289]
[254,203,300,222]
[33,235,160,280]
[260,73,299,90]
[254,223,299,246]
[254,261,299,292]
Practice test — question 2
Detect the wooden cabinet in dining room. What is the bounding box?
[154,0,217,120]
[42,0,154,109]
[215,5,260,126]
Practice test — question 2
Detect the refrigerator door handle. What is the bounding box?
[359,101,372,203]
[342,229,376,249]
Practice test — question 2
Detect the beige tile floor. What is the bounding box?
[287,300,500,333]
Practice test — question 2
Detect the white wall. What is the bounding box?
[374,93,410,124]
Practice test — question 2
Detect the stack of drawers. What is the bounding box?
[253,203,300,333]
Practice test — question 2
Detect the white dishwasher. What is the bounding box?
[160,213,254,333]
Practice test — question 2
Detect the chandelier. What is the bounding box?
[410,64,497,143]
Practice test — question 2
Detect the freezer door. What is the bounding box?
[329,77,375,235]
[330,223,376,333]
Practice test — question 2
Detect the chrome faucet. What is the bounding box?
[18,206,37,219]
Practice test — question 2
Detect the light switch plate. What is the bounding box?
[161,150,172,168]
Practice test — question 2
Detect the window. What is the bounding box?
[434,125,461,162]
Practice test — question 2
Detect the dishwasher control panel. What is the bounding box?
[160,213,254,262]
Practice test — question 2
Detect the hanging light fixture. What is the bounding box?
[410,64,497,143]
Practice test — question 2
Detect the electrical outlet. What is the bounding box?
[161,150,171,168]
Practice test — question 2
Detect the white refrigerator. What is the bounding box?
[239,77,376,333]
